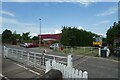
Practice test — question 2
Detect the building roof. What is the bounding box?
[38,34,60,40]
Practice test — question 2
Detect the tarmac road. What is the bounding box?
[73,55,119,78]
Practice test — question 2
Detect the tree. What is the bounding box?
[21,32,31,43]
[12,31,21,44]
[106,21,120,46]
[60,26,97,47]
[32,36,39,40]
[31,36,39,43]
[60,26,78,46]
[2,29,12,43]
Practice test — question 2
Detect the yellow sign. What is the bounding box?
[93,42,102,46]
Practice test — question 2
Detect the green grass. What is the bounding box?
[74,47,98,56]
[53,47,99,57]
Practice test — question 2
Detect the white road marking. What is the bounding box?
[0,73,9,80]
[14,63,41,75]
[0,73,4,77]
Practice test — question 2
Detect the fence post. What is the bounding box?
[41,52,45,66]
[52,58,56,69]
[78,70,82,79]
[65,46,67,53]
[67,55,73,68]
[91,47,93,54]
[72,68,75,78]
[34,53,36,67]
[3,46,6,58]
[10,49,13,59]
[71,47,73,53]
[43,50,46,66]
[83,71,88,79]
[46,60,51,73]
[98,48,101,57]
[75,69,79,78]
[63,65,66,78]
[27,52,30,66]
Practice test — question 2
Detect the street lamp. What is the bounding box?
[39,18,41,47]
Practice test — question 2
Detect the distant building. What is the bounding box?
[38,33,60,47]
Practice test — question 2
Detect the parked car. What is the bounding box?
[50,43,63,50]
[20,43,28,47]
[26,43,33,48]
[29,43,39,48]
[20,43,38,48]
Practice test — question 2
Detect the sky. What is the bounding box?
[1,1,119,37]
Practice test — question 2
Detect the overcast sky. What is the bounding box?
[1,1,119,37]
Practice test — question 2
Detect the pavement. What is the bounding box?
[2,59,42,79]
[1,45,120,79]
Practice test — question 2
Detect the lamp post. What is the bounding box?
[39,18,41,47]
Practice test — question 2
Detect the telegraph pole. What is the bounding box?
[39,18,41,47]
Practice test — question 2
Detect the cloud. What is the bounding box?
[1,17,38,35]
[2,17,35,26]
[78,26,83,30]
[2,17,19,24]
[93,20,110,26]
[95,32,106,37]
[55,29,61,34]
[75,0,92,6]
[96,6,118,16]
[2,0,118,7]
[1,0,92,6]
[0,11,15,17]
[2,17,62,35]
[2,0,32,2]
[100,20,110,24]
[2,0,119,2]
[30,33,38,37]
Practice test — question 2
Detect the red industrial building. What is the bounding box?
[38,33,60,47]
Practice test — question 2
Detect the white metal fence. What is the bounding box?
[3,46,67,70]
[46,55,88,79]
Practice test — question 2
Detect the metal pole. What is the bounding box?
[39,18,41,47]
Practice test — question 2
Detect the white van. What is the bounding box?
[50,43,63,49]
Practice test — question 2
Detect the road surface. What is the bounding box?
[73,55,119,78]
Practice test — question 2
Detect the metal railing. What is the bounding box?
[54,46,99,56]
[3,46,67,70]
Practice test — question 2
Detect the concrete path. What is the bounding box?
[2,58,45,80]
